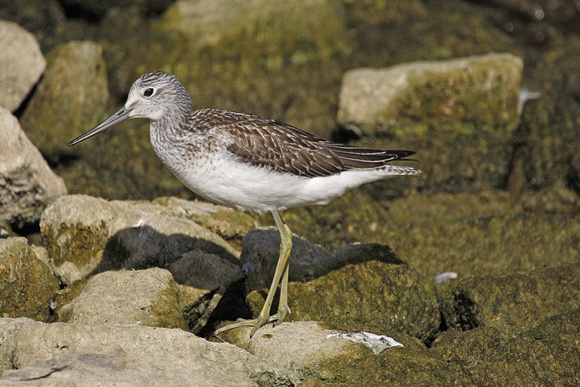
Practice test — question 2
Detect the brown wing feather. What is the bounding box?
[205,110,414,178]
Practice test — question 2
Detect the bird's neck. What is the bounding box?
[151,107,192,143]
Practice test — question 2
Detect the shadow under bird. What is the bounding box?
[68,71,421,337]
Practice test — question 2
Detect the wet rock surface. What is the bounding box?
[0,0,579,384]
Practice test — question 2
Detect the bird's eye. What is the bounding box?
[143,88,154,97]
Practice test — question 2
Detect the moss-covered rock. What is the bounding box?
[431,308,580,385]
[20,41,108,162]
[0,238,59,322]
[306,332,467,385]
[241,235,440,343]
[440,261,580,335]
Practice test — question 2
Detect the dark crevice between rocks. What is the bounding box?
[12,76,42,120]
[11,220,42,245]
[43,150,80,170]
[183,289,217,335]
[60,4,101,23]
[454,292,479,332]
[424,310,449,349]
[198,277,252,339]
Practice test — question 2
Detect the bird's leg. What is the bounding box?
[213,209,292,338]
[267,210,292,325]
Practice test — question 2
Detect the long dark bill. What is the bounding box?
[67,107,131,147]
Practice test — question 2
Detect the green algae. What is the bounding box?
[0,238,59,322]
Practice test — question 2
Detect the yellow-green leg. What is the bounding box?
[214,209,292,338]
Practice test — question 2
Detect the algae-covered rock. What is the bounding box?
[431,308,580,385]
[465,308,580,385]
[383,192,580,279]
[304,329,466,385]
[241,233,440,342]
[56,268,187,330]
[337,53,524,194]
[155,0,349,70]
[0,238,59,322]
[440,261,580,335]
[40,194,240,284]
[20,41,108,161]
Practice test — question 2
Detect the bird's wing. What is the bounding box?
[211,110,414,178]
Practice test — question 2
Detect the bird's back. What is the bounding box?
[189,109,418,178]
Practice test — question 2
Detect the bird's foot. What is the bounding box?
[213,315,267,338]
[213,305,292,338]
[267,304,292,327]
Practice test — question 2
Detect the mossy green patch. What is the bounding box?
[147,277,189,331]
[0,238,60,322]
[306,339,467,385]
[441,262,580,335]
[43,221,109,268]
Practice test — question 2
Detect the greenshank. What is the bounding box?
[68,71,420,337]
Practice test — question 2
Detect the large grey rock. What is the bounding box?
[0,21,46,112]
[220,321,359,366]
[337,53,523,135]
[40,195,240,284]
[0,238,60,322]
[19,41,108,158]
[0,108,67,227]
[56,268,187,330]
[2,322,298,386]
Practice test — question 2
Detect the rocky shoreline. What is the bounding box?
[1,0,579,385]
